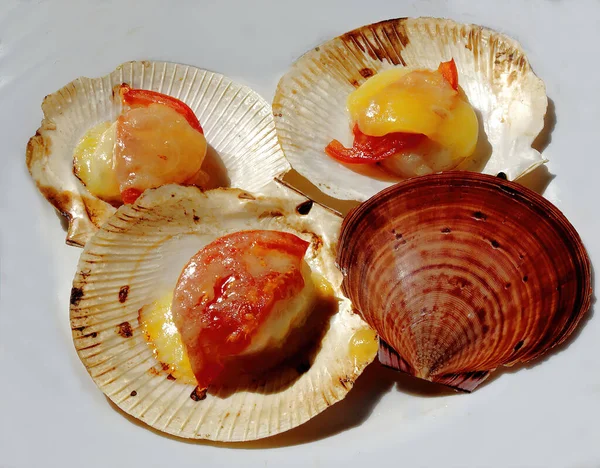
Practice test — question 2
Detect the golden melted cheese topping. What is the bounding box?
[73,121,121,203]
[138,270,335,384]
[347,67,479,164]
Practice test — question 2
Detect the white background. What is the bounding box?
[1,0,599,467]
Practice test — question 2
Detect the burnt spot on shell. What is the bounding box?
[38,185,75,223]
[341,19,411,66]
[359,67,374,78]
[79,269,91,280]
[473,211,487,221]
[296,200,313,215]
[190,387,207,401]
[238,192,256,200]
[84,331,98,339]
[70,287,84,306]
[117,321,133,338]
[130,390,137,397]
[118,285,129,303]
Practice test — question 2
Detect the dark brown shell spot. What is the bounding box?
[496,172,507,180]
[193,215,200,222]
[130,390,137,397]
[491,240,500,249]
[359,67,374,78]
[296,200,313,215]
[167,374,176,381]
[70,287,84,306]
[190,387,207,401]
[505,283,511,289]
[350,79,360,88]
[514,340,524,352]
[118,285,130,303]
[522,275,529,283]
[84,332,98,339]
[117,321,133,338]
[473,211,487,221]
[441,227,452,234]
[482,325,490,334]
[238,192,256,200]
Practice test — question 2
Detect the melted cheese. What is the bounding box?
[73,121,121,203]
[347,67,479,163]
[139,292,196,384]
[139,267,332,384]
[349,328,378,366]
[73,103,208,204]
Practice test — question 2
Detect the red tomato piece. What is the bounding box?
[119,84,204,134]
[325,124,426,164]
[171,230,310,390]
[437,59,459,91]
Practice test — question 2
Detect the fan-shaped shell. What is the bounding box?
[337,172,592,392]
[70,184,375,441]
[273,17,548,202]
[27,61,290,247]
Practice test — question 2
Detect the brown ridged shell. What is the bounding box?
[337,172,592,391]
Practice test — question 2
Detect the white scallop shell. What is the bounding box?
[273,17,548,202]
[70,184,375,442]
[27,61,290,247]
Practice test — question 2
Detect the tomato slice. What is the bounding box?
[325,124,425,164]
[171,230,310,390]
[119,84,204,134]
[437,59,459,91]
[120,187,143,204]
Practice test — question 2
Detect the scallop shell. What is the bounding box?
[27,61,290,247]
[70,183,374,441]
[337,172,592,392]
[273,17,548,202]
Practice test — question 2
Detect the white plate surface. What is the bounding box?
[1,1,599,467]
